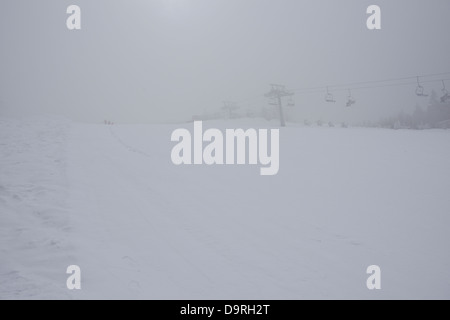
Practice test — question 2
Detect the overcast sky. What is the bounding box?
[1,0,450,123]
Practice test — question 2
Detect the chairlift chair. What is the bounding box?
[346,89,356,107]
[287,96,295,107]
[325,87,336,103]
[415,76,429,97]
[440,80,450,103]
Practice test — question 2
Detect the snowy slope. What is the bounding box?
[1,117,450,299]
[0,116,73,299]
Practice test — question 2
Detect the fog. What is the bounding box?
[1,0,449,124]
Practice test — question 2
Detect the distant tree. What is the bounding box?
[375,89,450,129]
[412,104,425,129]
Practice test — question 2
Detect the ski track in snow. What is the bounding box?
[1,116,450,299]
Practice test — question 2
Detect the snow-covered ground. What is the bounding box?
[1,116,450,299]
[0,116,73,299]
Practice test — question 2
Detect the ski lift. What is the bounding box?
[325,87,336,103]
[440,80,450,103]
[346,89,356,107]
[268,97,278,106]
[287,95,295,107]
[415,76,429,97]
